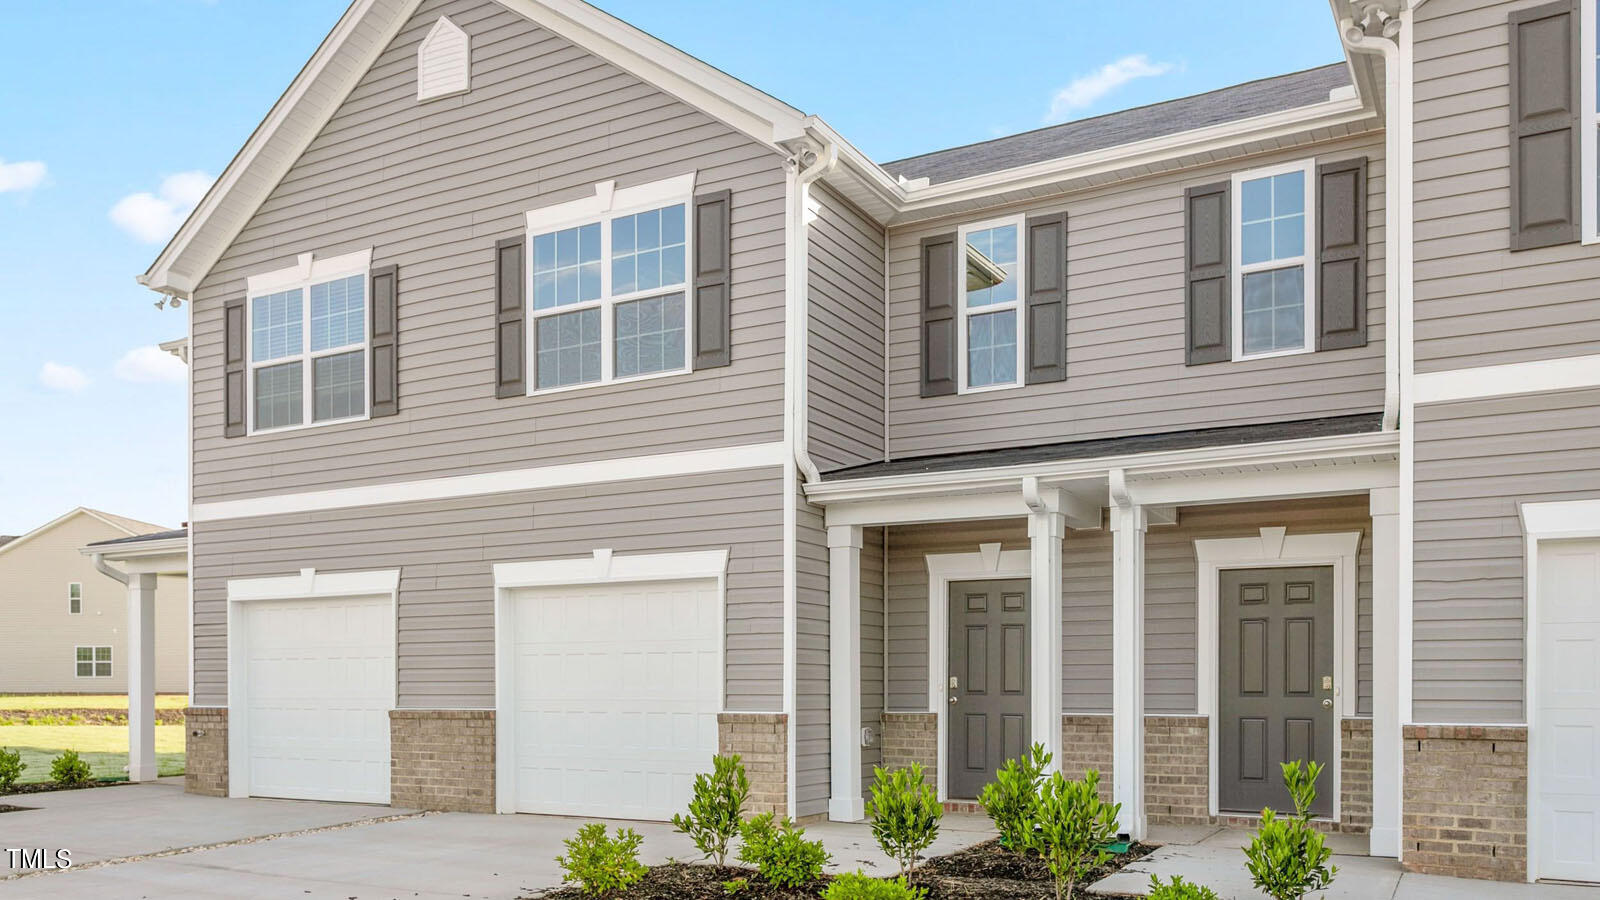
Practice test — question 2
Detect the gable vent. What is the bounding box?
[417,16,470,101]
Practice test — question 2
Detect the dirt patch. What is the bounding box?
[0,805,34,814]
[0,780,130,797]
[527,841,1155,899]
[0,709,187,726]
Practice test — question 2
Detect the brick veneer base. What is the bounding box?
[880,713,937,789]
[1340,718,1373,833]
[1402,725,1527,882]
[184,707,228,797]
[719,713,787,815]
[1061,715,1114,802]
[1145,716,1209,825]
[389,709,495,812]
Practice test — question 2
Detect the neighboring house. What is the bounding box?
[0,508,188,694]
[133,0,1599,886]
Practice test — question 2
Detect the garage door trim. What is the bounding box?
[492,548,729,815]
[225,567,400,800]
[1523,499,1600,884]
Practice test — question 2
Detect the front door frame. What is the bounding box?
[1196,529,1361,820]
[927,545,1032,801]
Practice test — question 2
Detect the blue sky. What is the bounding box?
[0,0,1342,536]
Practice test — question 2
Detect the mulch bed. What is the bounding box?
[0,804,34,814]
[0,708,187,726]
[0,779,131,797]
[529,840,1155,899]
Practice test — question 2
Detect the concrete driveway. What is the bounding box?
[0,779,994,899]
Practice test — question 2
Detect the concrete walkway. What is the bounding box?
[1089,824,1600,898]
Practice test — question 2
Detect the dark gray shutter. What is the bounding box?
[693,189,732,369]
[1509,0,1580,251]
[1184,181,1231,365]
[919,233,959,397]
[223,298,247,437]
[369,264,399,417]
[1316,158,1368,351]
[494,236,526,397]
[1024,212,1068,384]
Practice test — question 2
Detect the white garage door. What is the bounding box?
[1536,539,1600,882]
[244,596,394,804]
[511,579,720,820]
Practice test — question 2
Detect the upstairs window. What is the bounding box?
[245,250,371,432]
[958,216,1024,392]
[75,646,111,678]
[68,582,81,614]
[1232,161,1315,359]
[526,176,692,392]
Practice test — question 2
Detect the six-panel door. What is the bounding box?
[947,578,1030,800]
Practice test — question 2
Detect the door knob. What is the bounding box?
[950,695,959,705]
[1322,698,1333,708]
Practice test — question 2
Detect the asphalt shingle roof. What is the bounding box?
[882,63,1352,185]
[87,528,188,547]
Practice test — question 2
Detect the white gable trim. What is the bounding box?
[0,508,144,560]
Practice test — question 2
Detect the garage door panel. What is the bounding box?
[512,579,720,820]
[1537,540,1600,883]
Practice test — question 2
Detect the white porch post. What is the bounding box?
[1369,487,1402,857]
[828,524,865,821]
[127,572,158,783]
[1029,510,1066,771]
[1111,503,1147,839]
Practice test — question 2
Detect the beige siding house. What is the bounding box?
[136,0,1598,886]
[0,509,187,694]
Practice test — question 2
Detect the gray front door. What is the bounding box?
[1218,566,1335,817]
[947,579,1029,799]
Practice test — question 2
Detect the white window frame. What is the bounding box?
[1231,159,1317,361]
[67,581,82,615]
[243,248,374,435]
[74,645,112,679]
[956,213,1027,394]
[523,174,697,395]
[1582,0,1599,244]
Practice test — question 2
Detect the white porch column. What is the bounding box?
[1111,503,1147,839]
[1369,487,1402,857]
[1029,510,1066,771]
[127,572,158,783]
[828,524,865,821]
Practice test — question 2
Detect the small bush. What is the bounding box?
[0,748,24,791]
[672,754,749,866]
[50,750,92,786]
[1147,874,1222,900]
[866,763,941,878]
[1025,769,1121,900]
[1243,760,1337,900]
[737,812,830,888]
[821,871,928,900]
[555,822,646,896]
[979,742,1051,851]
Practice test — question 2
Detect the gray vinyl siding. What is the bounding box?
[189,0,788,504]
[861,526,885,792]
[189,467,785,709]
[1413,388,1600,723]
[884,136,1387,459]
[808,184,887,470]
[883,496,1374,716]
[1412,0,1600,372]
[795,485,830,818]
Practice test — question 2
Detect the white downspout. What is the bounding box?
[787,139,839,484]
[93,553,129,586]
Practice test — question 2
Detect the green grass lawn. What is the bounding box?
[0,694,189,711]
[0,725,185,784]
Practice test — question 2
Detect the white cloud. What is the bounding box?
[1045,54,1176,122]
[39,362,89,393]
[114,345,187,384]
[109,171,212,243]
[0,158,47,194]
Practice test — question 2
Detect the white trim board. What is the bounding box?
[191,441,788,521]
[925,547,1032,802]
[1414,354,1600,405]
[491,547,730,815]
[1194,529,1361,821]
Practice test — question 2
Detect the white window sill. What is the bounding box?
[1233,345,1314,363]
[528,366,691,397]
[957,380,1024,396]
[249,412,371,437]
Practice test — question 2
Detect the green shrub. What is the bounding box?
[821,871,928,900]
[1024,769,1121,900]
[1243,760,1337,900]
[555,822,646,896]
[1147,874,1222,900]
[737,812,830,888]
[50,750,92,786]
[672,754,749,866]
[0,747,24,791]
[866,763,941,878]
[978,742,1051,851]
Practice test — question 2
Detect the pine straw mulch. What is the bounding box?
[529,840,1156,899]
[0,779,131,797]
